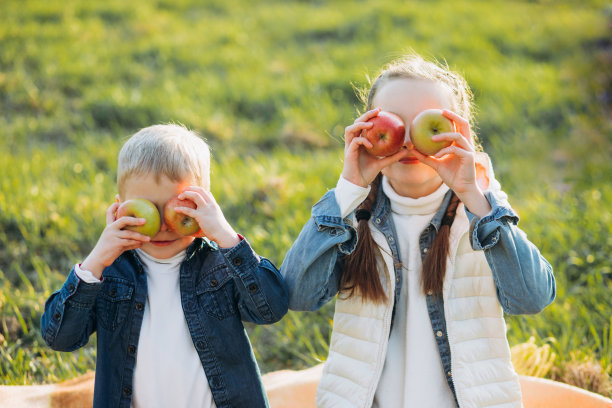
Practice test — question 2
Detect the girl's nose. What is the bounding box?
[403,131,414,149]
[159,216,170,232]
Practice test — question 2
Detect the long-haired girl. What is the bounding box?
[281,53,555,408]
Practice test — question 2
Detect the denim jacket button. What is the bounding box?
[68,284,75,292]
[233,257,243,266]
[248,283,258,293]
[375,218,381,224]
[447,371,452,377]
[210,279,218,287]
[427,290,433,296]
[53,312,61,321]
[128,345,136,354]
[436,331,443,338]
[123,387,132,396]
[135,303,144,311]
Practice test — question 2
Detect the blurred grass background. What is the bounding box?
[1,0,611,397]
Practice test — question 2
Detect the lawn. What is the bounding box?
[0,0,610,397]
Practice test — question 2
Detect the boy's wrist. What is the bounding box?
[212,228,241,248]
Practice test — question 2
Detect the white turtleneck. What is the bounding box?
[130,249,216,408]
[372,176,455,408]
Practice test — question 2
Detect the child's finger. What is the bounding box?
[117,230,151,242]
[114,216,147,230]
[433,145,473,160]
[178,190,208,208]
[105,202,120,225]
[353,107,381,124]
[374,147,410,169]
[344,122,374,146]
[349,136,374,151]
[442,109,472,144]
[431,132,474,152]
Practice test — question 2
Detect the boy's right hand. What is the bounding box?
[80,202,151,279]
[341,108,408,187]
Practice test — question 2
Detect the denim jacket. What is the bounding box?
[281,185,555,405]
[41,237,288,408]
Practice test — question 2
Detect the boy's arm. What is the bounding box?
[40,267,101,351]
[466,191,556,315]
[219,237,288,324]
[41,202,150,350]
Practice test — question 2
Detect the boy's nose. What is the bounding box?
[159,217,170,232]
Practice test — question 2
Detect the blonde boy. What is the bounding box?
[41,124,288,408]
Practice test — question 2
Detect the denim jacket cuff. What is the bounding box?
[468,191,520,250]
[312,190,358,255]
[222,237,261,274]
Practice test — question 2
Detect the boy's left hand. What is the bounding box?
[172,187,241,248]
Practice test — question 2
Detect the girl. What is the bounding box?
[280,53,555,408]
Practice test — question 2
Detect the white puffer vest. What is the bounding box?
[317,158,522,408]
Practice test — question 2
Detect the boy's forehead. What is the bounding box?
[120,173,196,201]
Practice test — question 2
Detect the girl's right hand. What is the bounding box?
[341,108,408,187]
[80,202,151,279]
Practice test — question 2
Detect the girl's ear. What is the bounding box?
[115,194,121,203]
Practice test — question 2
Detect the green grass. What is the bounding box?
[1,0,611,396]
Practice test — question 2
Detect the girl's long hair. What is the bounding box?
[339,52,478,303]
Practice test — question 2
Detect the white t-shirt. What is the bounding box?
[75,249,216,408]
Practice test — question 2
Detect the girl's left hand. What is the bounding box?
[412,110,491,216]
[173,187,241,248]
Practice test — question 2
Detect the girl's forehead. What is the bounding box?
[373,78,453,112]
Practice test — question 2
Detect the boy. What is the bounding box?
[41,124,288,408]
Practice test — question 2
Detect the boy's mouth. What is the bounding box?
[150,240,175,247]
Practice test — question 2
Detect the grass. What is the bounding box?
[1,0,611,397]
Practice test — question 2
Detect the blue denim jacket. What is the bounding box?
[281,187,555,403]
[41,237,288,408]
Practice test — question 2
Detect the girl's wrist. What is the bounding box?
[456,186,491,218]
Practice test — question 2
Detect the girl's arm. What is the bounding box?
[467,192,556,315]
[280,189,359,311]
[40,268,100,351]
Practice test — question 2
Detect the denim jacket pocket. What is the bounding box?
[196,264,237,320]
[97,277,134,331]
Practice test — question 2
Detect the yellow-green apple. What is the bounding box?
[409,109,455,156]
[163,196,201,236]
[116,198,161,238]
[363,111,406,157]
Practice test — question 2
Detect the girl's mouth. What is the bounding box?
[399,157,420,164]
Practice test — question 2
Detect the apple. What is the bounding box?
[362,111,406,157]
[163,196,201,236]
[116,198,161,238]
[409,109,455,156]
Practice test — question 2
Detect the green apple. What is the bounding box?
[116,198,161,238]
[163,196,201,236]
[409,109,455,156]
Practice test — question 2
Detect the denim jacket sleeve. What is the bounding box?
[220,238,289,324]
[466,191,556,315]
[280,190,358,311]
[40,268,100,351]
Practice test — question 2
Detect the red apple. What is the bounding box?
[362,111,406,157]
[116,198,161,238]
[409,109,455,156]
[163,196,201,236]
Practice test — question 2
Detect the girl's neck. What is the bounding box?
[382,176,449,215]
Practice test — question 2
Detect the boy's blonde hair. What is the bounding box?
[117,124,210,197]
